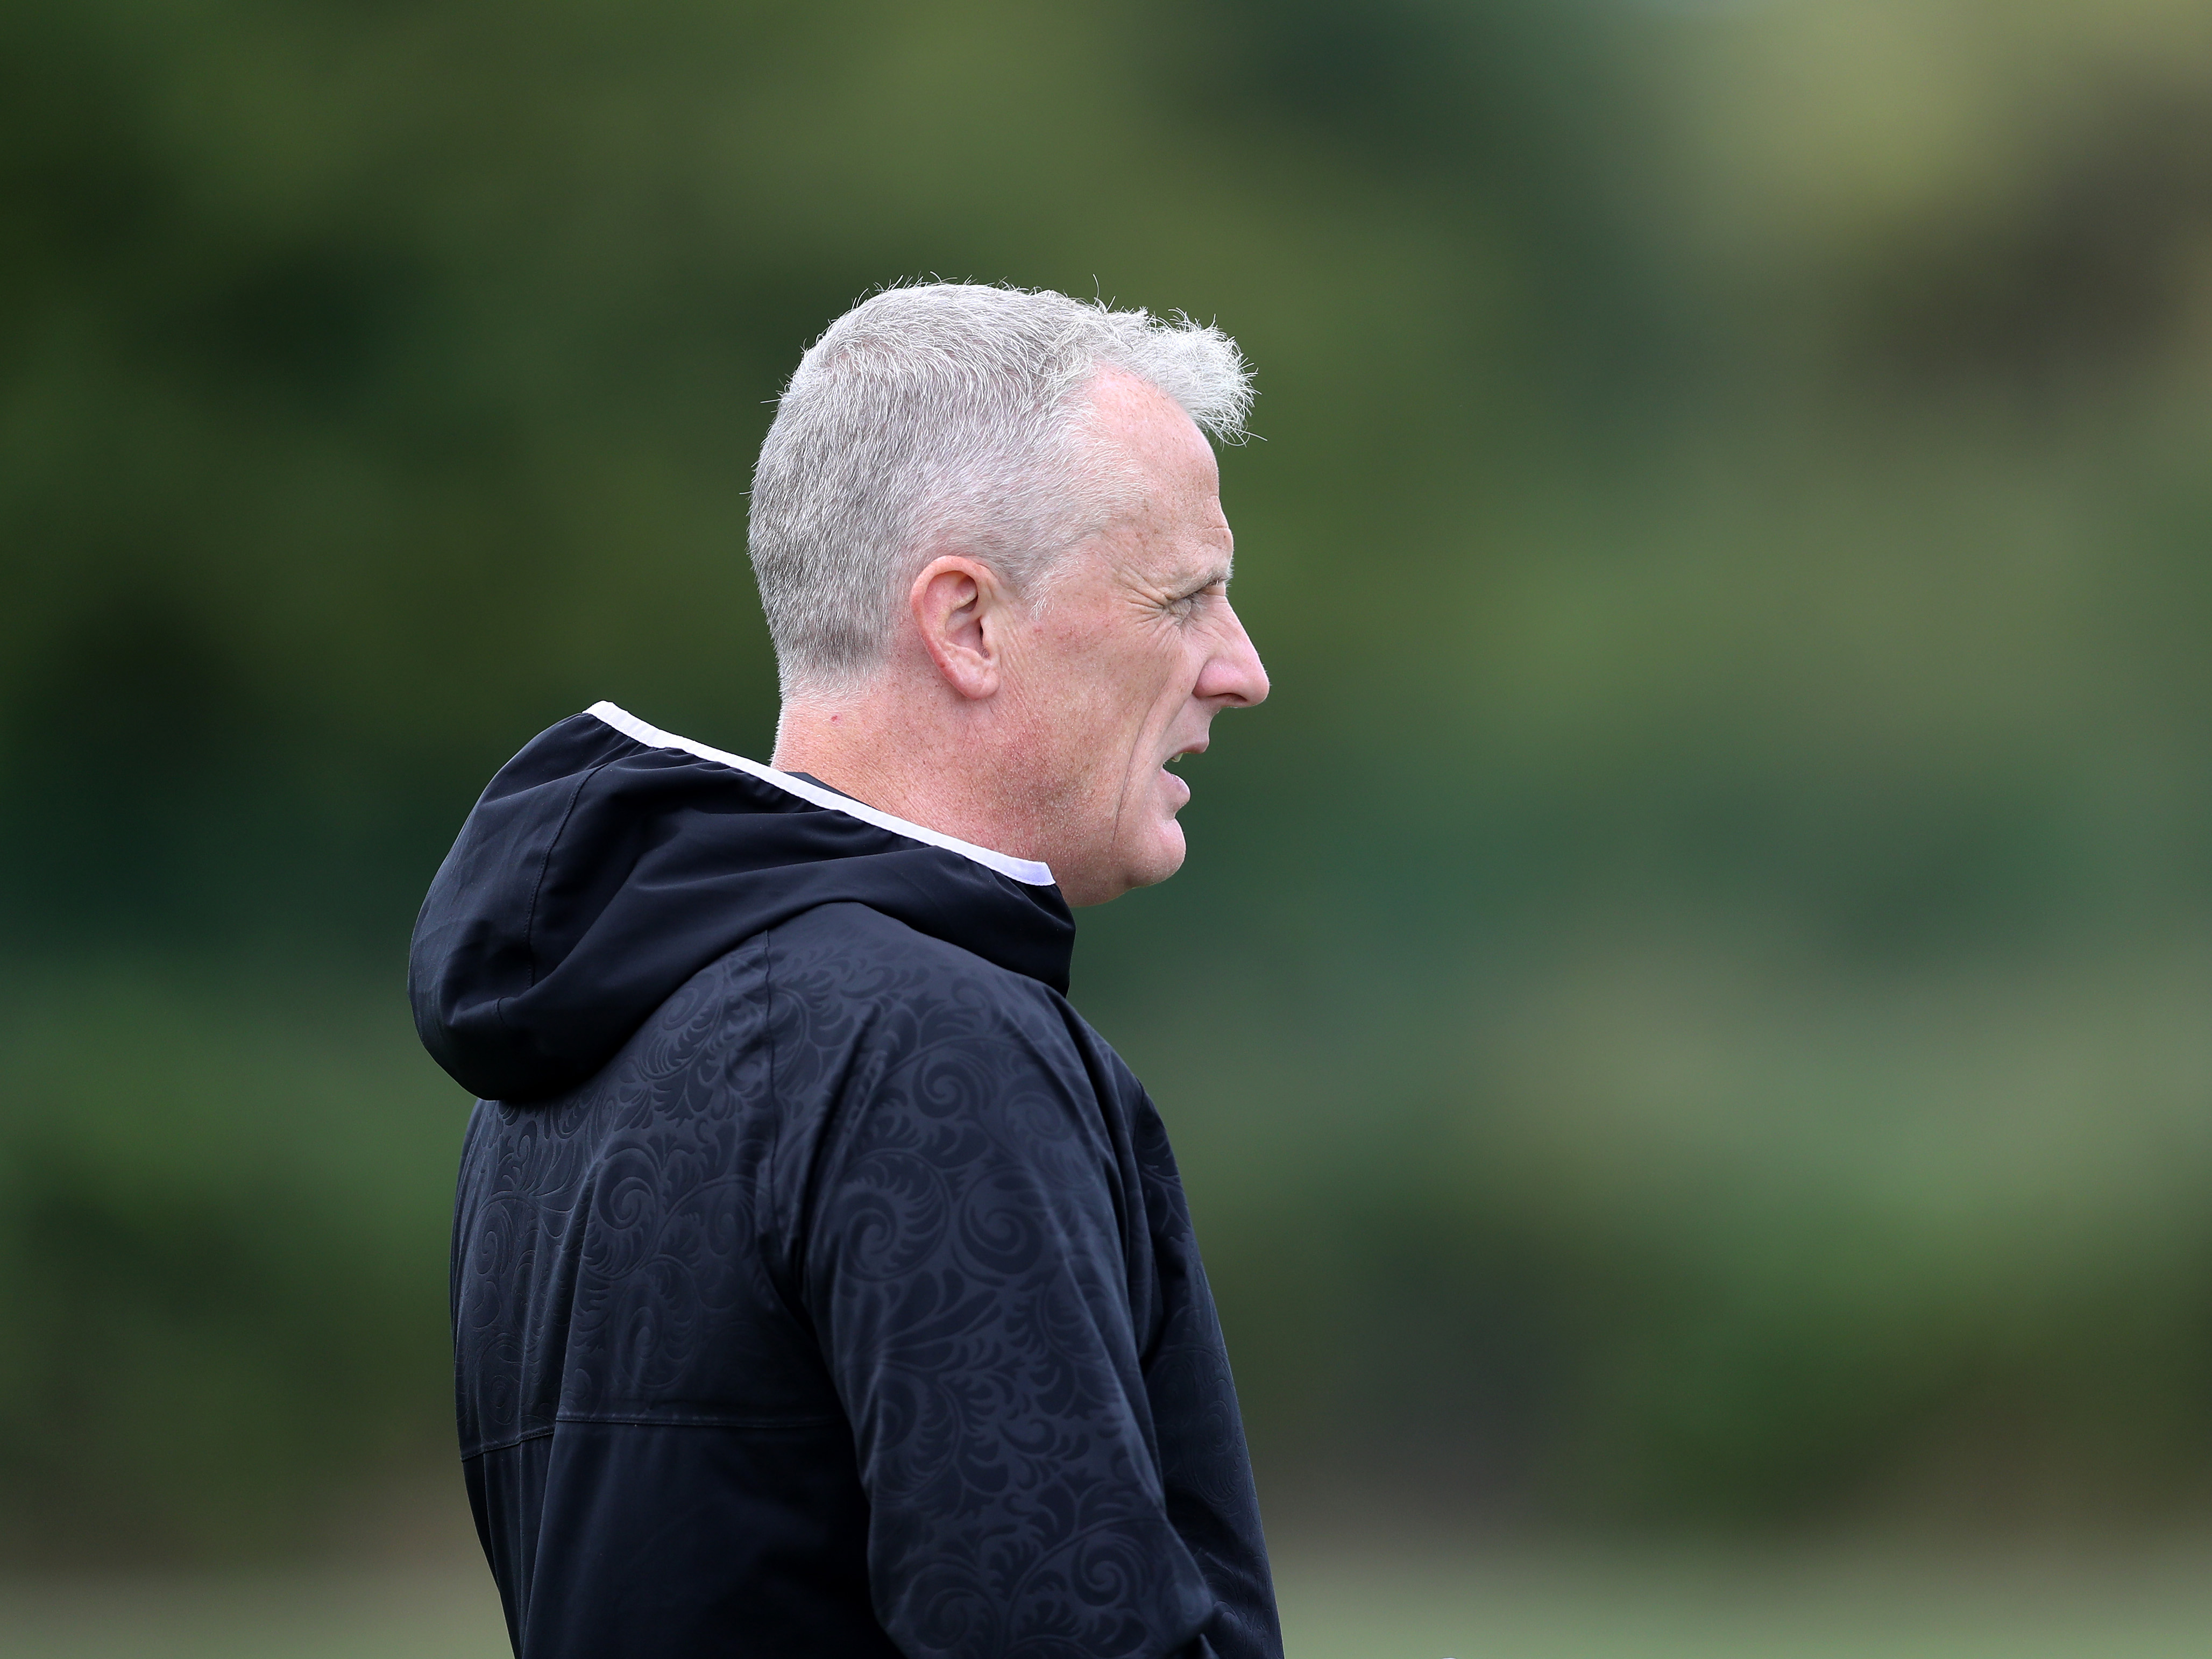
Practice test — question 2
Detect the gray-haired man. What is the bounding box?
[413,284,1279,1657]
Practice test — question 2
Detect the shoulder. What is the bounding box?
[765,900,1071,1044]
[763,901,1117,1146]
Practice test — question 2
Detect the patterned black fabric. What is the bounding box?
[410,711,1075,1104]
[416,710,1279,1659]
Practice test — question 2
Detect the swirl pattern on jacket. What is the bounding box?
[452,901,1279,1659]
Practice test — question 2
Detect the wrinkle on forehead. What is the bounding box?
[1071,368,1234,599]
[1100,520,1231,599]
[1075,368,1218,499]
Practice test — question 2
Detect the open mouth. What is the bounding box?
[1160,746,1201,806]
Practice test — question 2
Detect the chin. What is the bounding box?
[1066,829,1186,907]
[1126,824,1188,891]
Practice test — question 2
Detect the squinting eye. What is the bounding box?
[1165,581,1224,618]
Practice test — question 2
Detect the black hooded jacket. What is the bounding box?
[409,704,1280,1659]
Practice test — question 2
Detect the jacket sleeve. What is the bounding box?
[795,1006,1224,1659]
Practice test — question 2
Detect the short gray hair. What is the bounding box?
[748,282,1253,697]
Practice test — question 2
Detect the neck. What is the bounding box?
[772,678,1031,861]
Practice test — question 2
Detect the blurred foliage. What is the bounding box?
[0,968,453,1561]
[10,0,2212,1558]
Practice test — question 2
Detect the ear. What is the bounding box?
[909,556,1007,701]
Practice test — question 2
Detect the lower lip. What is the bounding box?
[1161,768,1191,806]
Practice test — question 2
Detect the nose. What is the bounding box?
[1198,600,1270,708]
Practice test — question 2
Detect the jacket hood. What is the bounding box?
[410,703,1074,1103]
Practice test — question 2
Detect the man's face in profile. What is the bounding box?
[1001,368,1271,906]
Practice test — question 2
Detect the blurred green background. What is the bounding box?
[10,0,2212,1647]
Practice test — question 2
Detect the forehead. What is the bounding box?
[1076,370,1231,576]
[1081,367,1221,499]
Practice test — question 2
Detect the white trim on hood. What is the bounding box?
[585,702,1057,889]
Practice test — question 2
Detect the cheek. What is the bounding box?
[1031,618,1190,811]
[1118,697,1193,822]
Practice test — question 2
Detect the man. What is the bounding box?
[410,283,1278,1658]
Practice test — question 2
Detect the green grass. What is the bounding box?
[0,1568,508,1659]
[8,1540,2212,1657]
[1278,1543,2212,1658]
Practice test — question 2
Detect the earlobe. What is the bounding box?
[910,556,1002,701]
